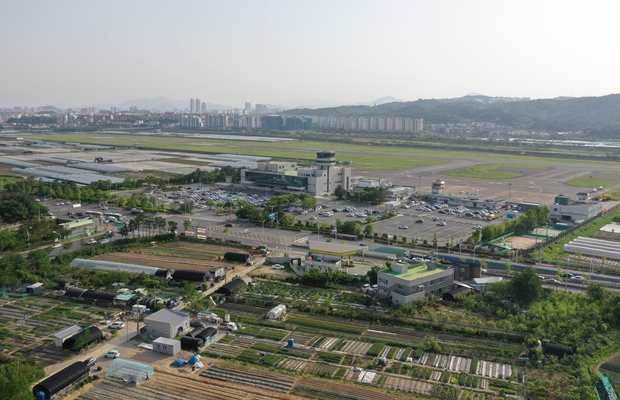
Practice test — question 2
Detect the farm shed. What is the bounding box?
[105,358,154,385]
[442,286,473,302]
[195,327,218,346]
[144,309,190,339]
[171,269,208,282]
[153,337,181,356]
[53,325,82,348]
[224,252,251,263]
[217,279,247,296]
[26,282,44,293]
[267,304,287,319]
[62,326,103,351]
[32,360,91,400]
[154,268,173,278]
[544,342,574,357]
[180,336,204,352]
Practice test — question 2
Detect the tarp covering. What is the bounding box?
[170,359,187,368]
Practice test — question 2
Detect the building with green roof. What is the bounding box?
[378,261,454,305]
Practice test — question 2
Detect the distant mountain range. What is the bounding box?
[283,94,620,138]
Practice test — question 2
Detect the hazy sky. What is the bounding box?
[2,0,620,108]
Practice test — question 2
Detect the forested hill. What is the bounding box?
[283,94,620,137]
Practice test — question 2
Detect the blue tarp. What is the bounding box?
[170,359,187,368]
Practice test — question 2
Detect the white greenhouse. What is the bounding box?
[267,304,287,320]
[69,258,168,276]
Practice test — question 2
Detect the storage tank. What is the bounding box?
[288,338,295,347]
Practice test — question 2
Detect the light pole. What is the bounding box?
[26,226,32,245]
[53,231,61,243]
[418,175,422,194]
[262,220,266,236]
[508,183,512,202]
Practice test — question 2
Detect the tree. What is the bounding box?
[367,265,384,285]
[62,241,73,252]
[510,265,543,305]
[504,260,513,275]
[334,185,347,200]
[183,219,192,232]
[341,221,362,235]
[300,194,317,210]
[363,224,374,237]
[281,213,296,227]
[168,220,179,233]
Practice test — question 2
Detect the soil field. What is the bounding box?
[495,234,539,250]
[296,376,417,400]
[75,372,289,400]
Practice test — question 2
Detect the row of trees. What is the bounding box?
[478,206,550,242]
[334,185,387,204]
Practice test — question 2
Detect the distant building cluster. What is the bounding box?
[309,116,423,133]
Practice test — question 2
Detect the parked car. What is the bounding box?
[52,243,62,249]
[272,264,285,270]
[224,223,234,227]
[415,219,424,223]
[473,225,482,229]
[437,221,446,226]
[398,225,408,229]
[85,357,97,367]
[190,320,206,328]
[105,350,120,358]
[109,321,125,329]
[86,238,97,245]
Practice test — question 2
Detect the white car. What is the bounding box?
[437,221,446,226]
[398,225,408,229]
[109,321,125,329]
[272,264,285,270]
[105,350,120,358]
[473,225,482,229]
[52,243,62,249]
[86,238,97,245]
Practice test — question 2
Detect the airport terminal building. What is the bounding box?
[241,151,351,196]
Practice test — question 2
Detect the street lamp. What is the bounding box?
[53,231,61,242]
[418,175,422,194]
[26,226,33,244]
[262,220,266,236]
[508,183,512,202]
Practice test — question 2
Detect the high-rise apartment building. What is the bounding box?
[195,98,201,114]
[201,102,207,114]
[190,98,195,113]
[245,102,251,115]
[255,104,268,114]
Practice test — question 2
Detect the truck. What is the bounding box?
[218,322,237,331]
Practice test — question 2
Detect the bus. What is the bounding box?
[103,212,123,220]
[85,211,102,216]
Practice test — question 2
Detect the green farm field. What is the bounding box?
[441,164,550,179]
[27,133,620,170]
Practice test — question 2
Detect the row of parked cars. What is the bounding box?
[158,188,272,210]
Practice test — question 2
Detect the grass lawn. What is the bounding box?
[595,170,620,176]
[441,164,549,179]
[29,133,620,171]
[564,178,619,188]
[604,188,620,201]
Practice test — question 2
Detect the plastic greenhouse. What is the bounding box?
[69,258,163,275]
[267,304,287,319]
[105,359,154,385]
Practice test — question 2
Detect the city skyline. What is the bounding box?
[2,1,620,108]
